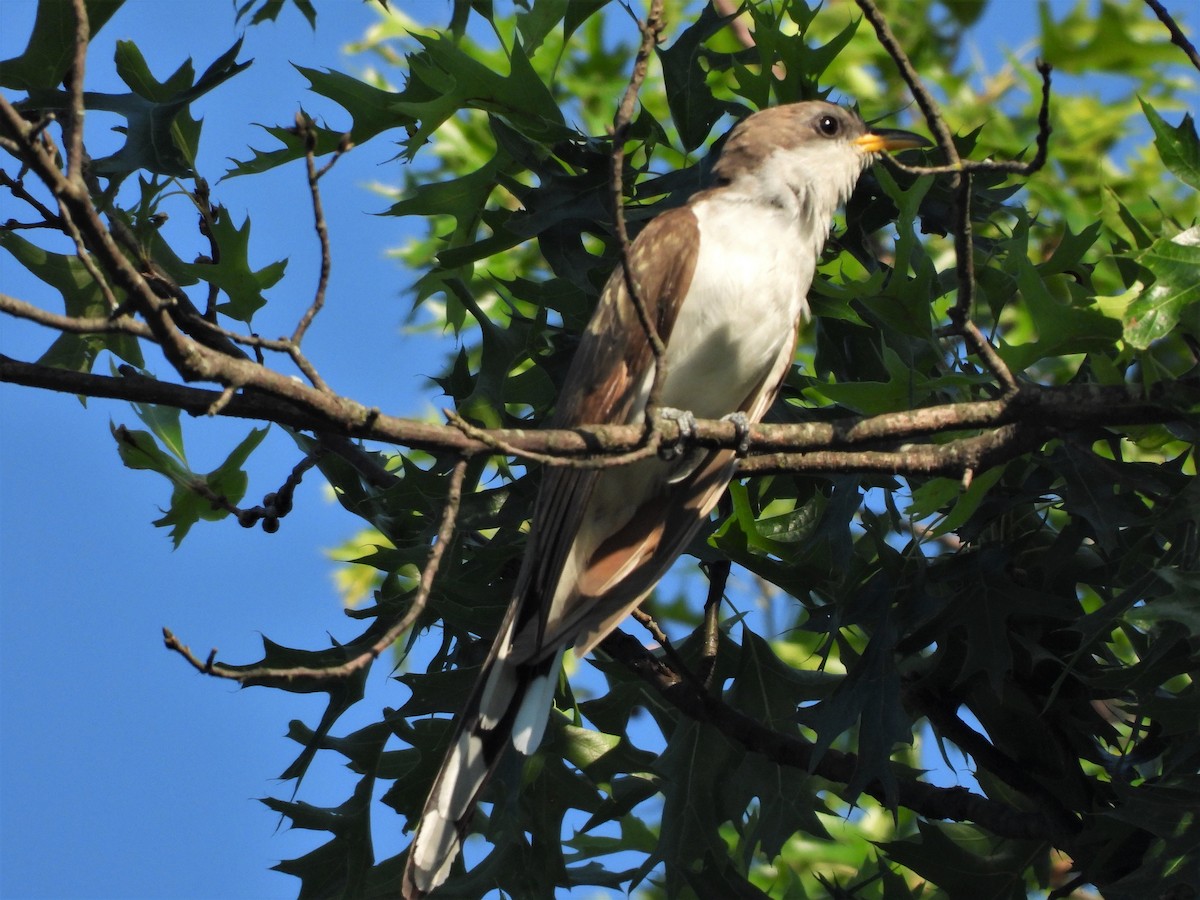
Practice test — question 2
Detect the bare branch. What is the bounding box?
[58,195,122,312]
[63,0,89,183]
[698,559,730,688]
[0,293,151,337]
[193,179,223,320]
[1144,0,1200,72]
[854,0,960,171]
[945,177,1019,394]
[2,354,1188,468]
[611,0,668,425]
[163,456,469,685]
[290,114,340,349]
[0,168,62,225]
[445,407,660,469]
[739,422,1050,477]
[855,0,1051,398]
[600,628,1075,843]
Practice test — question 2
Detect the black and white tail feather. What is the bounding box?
[401,594,563,898]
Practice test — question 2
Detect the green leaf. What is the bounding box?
[680,852,773,899]
[390,32,566,160]
[908,466,1005,536]
[1040,0,1182,76]
[656,3,736,151]
[652,720,739,896]
[21,38,250,181]
[880,821,1036,899]
[1126,570,1200,635]
[1124,229,1200,350]
[226,66,399,177]
[806,346,938,415]
[798,579,910,803]
[175,211,287,323]
[112,423,191,484]
[562,0,609,44]
[0,0,124,90]
[111,422,267,546]
[0,231,142,372]
[514,0,568,53]
[1140,99,1200,191]
[236,0,317,28]
[999,244,1121,371]
[266,749,378,897]
[132,402,186,462]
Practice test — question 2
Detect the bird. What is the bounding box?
[401,100,926,898]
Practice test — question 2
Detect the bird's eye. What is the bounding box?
[817,115,840,137]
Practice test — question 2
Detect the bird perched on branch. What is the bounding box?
[402,99,926,898]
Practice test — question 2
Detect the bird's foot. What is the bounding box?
[721,411,752,457]
[657,407,697,460]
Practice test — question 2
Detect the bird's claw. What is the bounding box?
[658,407,697,460]
[722,412,751,457]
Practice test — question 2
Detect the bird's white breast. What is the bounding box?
[656,195,815,418]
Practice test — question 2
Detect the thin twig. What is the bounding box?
[0,292,150,336]
[0,220,63,230]
[854,0,960,172]
[950,176,976,322]
[958,319,1020,395]
[857,0,1047,397]
[0,169,62,225]
[58,196,121,311]
[1144,0,1200,72]
[208,446,326,532]
[445,408,662,469]
[164,457,470,683]
[630,608,670,648]
[63,0,89,183]
[205,383,239,417]
[630,608,705,691]
[945,177,1018,394]
[855,0,1052,182]
[1022,60,1054,176]
[698,559,730,689]
[142,308,329,390]
[291,115,341,348]
[193,179,222,321]
[611,0,668,427]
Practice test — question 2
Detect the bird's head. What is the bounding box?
[711,100,928,228]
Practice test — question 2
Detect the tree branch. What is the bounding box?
[854,0,960,171]
[1144,0,1200,72]
[600,629,1073,843]
[62,0,88,183]
[163,456,469,686]
[855,0,1053,396]
[2,353,1189,471]
[0,293,151,336]
[611,0,668,427]
[290,114,348,351]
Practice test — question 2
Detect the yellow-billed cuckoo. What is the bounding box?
[402,100,926,898]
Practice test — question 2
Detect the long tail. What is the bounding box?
[401,633,563,899]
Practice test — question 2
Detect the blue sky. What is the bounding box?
[1,2,1197,899]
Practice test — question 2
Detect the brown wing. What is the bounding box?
[514,208,803,660]
[567,323,800,657]
[507,207,702,653]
